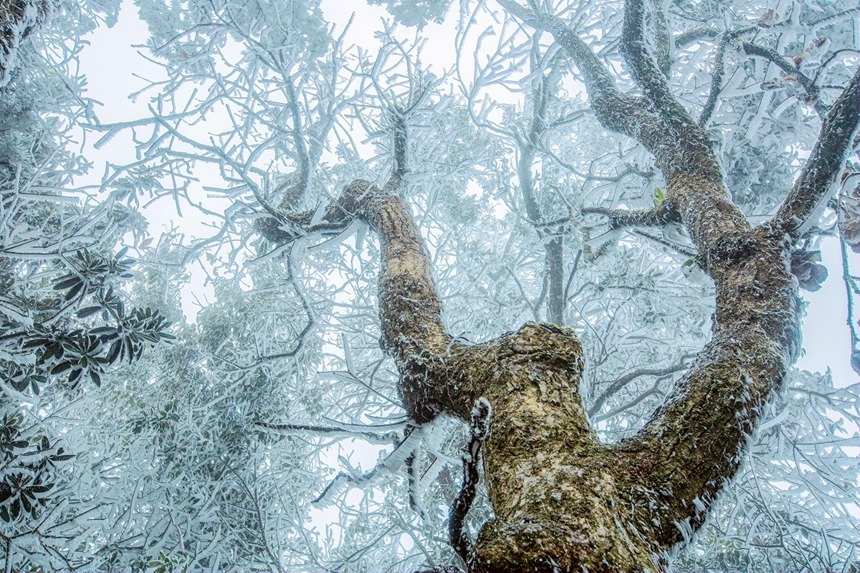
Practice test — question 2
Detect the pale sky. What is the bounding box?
[74,0,858,389]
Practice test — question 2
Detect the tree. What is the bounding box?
[5,0,859,571]
[0,2,176,569]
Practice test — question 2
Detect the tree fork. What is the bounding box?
[253,33,859,567]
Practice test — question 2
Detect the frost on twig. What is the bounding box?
[449,397,492,573]
[311,424,423,506]
[582,201,679,230]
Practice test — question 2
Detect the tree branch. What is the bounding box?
[449,398,491,573]
[496,0,666,155]
[253,420,399,444]
[698,32,731,127]
[773,66,860,239]
[582,201,679,229]
[646,0,671,77]
[740,41,825,115]
[498,0,742,262]
[515,53,566,324]
[276,73,312,211]
[587,354,695,417]
[620,0,717,172]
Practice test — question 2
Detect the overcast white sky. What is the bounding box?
[74,0,858,388]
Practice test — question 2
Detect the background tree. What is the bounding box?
[0,1,175,569]
[2,0,858,571]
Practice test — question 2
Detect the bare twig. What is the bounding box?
[588,354,695,416]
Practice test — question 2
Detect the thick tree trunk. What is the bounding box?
[302,174,798,572]
[257,10,860,566]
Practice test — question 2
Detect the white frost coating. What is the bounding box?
[471,396,492,441]
[0,4,42,88]
[0,298,33,325]
[674,517,695,545]
[2,0,853,570]
[755,405,790,434]
[793,175,841,238]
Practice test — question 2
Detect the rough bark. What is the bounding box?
[262,172,799,572]
[256,1,860,569]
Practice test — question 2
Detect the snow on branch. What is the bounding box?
[588,353,696,417]
[495,0,664,148]
[254,420,401,444]
[582,201,680,230]
[311,424,423,506]
[620,0,709,150]
[449,398,491,573]
[773,66,860,239]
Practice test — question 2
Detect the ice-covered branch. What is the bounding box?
[497,0,735,259]
[273,76,313,212]
[516,56,566,324]
[582,201,679,229]
[587,354,695,417]
[698,32,731,127]
[385,108,409,193]
[773,66,860,239]
[839,233,860,375]
[0,0,53,87]
[449,398,491,573]
[495,0,666,154]
[254,421,399,444]
[311,426,422,506]
[740,41,823,114]
[647,0,671,77]
[620,0,715,168]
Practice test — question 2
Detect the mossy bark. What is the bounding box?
[254,9,860,568]
[289,173,800,572]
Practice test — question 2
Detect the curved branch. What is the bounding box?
[839,232,860,375]
[449,398,491,572]
[698,32,731,127]
[498,0,735,260]
[385,109,409,193]
[740,41,824,115]
[496,0,666,154]
[587,354,695,417]
[773,66,860,239]
[278,74,312,211]
[647,0,671,77]
[516,52,566,324]
[675,27,720,49]
[254,420,398,444]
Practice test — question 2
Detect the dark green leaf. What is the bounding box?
[50,362,71,375]
[22,338,50,349]
[68,369,83,386]
[64,281,85,301]
[53,275,81,290]
[106,340,121,364]
[76,306,102,318]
